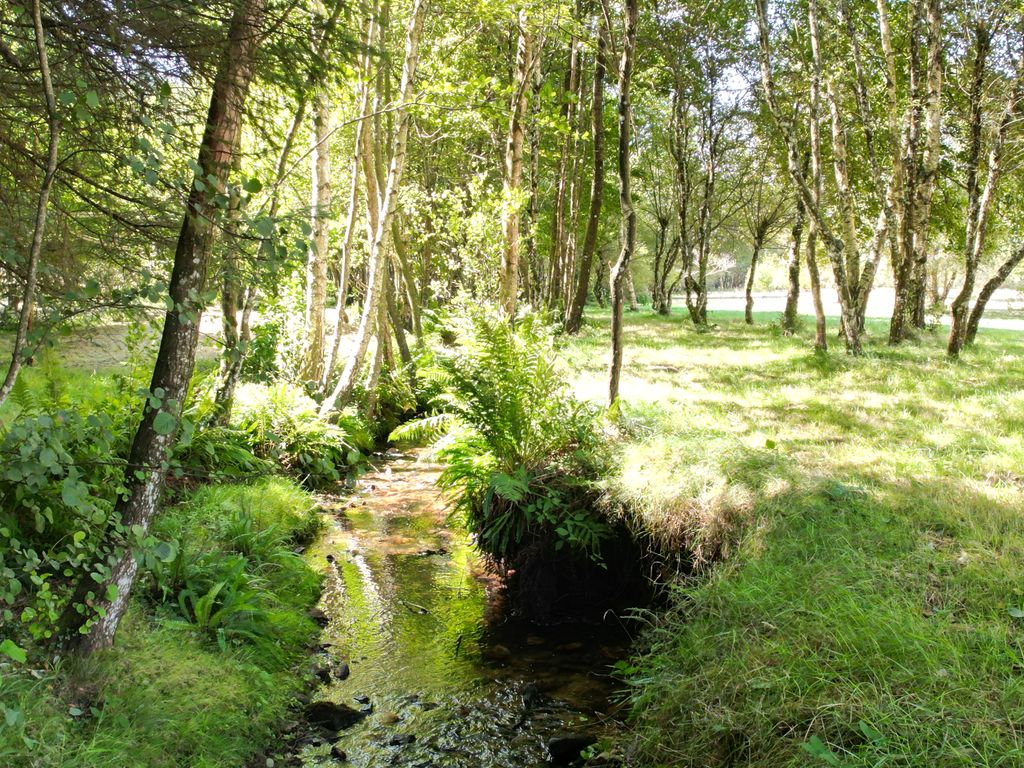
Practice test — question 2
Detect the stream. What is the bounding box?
[299,449,632,767]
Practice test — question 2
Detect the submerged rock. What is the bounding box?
[304,701,367,731]
[388,733,416,746]
[548,733,598,764]
[486,644,513,661]
[330,745,348,761]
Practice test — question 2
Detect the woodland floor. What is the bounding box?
[566,307,1024,766]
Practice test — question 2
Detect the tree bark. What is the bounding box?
[301,90,332,383]
[0,0,59,407]
[965,245,1024,345]
[320,0,427,415]
[72,0,265,653]
[499,10,532,318]
[548,38,580,309]
[564,23,605,334]
[745,239,762,325]
[949,27,1020,356]
[807,226,827,350]
[607,0,638,406]
[782,191,805,334]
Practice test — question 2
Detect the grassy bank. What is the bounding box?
[566,309,1024,766]
[1,478,322,768]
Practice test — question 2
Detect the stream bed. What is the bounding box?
[299,450,632,767]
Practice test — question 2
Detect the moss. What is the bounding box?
[1,478,323,768]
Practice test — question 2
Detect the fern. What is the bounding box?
[398,308,610,565]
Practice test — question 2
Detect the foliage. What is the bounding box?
[0,476,322,768]
[235,382,373,487]
[392,310,610,564]
[241,319,282,383]
[0,369,139,647]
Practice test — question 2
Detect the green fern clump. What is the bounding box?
[392,310,611,571]
[235,383,373,488]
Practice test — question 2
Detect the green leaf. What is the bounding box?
[0,639,27,663]
[858,720,886,746]
[152,410,176,436]
[105,584,119,602]
[68,706,84,717]
[85,90,99,109]
[801,736,843,766]
[1008,607,1024,619]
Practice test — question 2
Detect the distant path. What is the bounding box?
[692,287,1024,332]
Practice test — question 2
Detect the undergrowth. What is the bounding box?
[0,480,322,768]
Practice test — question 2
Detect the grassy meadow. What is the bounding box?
[566,307,1024,766]
[3,305,1023,767]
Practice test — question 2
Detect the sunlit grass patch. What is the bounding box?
[567,307,1024,766]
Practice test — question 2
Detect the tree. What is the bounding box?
[947,17,1024,357]
[69,0,267,652]
[607,0,639,406]
[741,152,789,324]
[498,10,532,317]
[0,0,59,407]
[320,0,427,414]
[564,20,607,334]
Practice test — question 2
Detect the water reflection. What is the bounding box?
[304,452,628,767]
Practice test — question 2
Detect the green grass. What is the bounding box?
[565,307,1024,766]
[1,479,323,768]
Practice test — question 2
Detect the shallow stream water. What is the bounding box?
[301,450,631,767]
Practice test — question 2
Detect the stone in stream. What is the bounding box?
[309,607,330,627]
[329,745,347,761]
[485,644,513,661]
[353,694,370,704]
[312,657,349,684]
[547,733,598,764]
[304,701,368,731]
[387,734,416,746]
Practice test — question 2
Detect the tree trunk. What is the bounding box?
[949,28,1020,356]
[211,186,245,426]
[323,10,377,391]
[807,225,827,351]
[607,0,637,406]
[320,0,426,415]
[745,239,762,324]
[499,10,531,318]
[548,39,580,309]
[301,90,332,383]
[782,192,805,334]
[565,22,606,334]
[0,0,59,408]
[524,34,544,307]
[71,0,265,653]
[965,245,1024,344]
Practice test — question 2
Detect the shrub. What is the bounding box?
[0,372,140,648]
[392,311,616,614]
[235,383,373,488]
[241,319,282,383]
